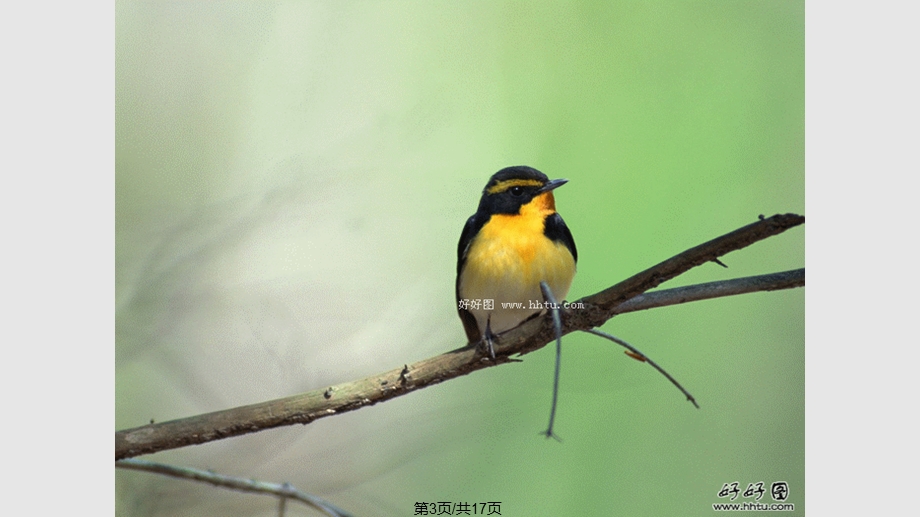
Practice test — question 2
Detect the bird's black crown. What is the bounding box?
[477,166,551,215]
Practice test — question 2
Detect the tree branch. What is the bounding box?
[614,268,804,314]
[116,213,804,460]
[116,458,354,517]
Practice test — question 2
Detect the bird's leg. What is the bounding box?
[483,315,496,359]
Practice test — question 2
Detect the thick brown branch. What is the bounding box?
[565,213,805,327]
[115,213,803,460]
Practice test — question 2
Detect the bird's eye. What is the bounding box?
[509,186,524,196]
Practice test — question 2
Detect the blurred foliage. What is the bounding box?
[116,1,803,516]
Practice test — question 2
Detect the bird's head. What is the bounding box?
[478,166,568,215]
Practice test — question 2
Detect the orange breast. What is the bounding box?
[458,196,576,335]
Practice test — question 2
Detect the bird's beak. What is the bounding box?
[538,178,568,194]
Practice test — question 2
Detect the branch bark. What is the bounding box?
[116,213,804,460]
[614,268,804,314]
[116,459,354,517]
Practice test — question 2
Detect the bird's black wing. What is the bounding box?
[456,212,486,275]
[544,212,577,263]
[456,212,489,343]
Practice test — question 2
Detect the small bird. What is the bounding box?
[456,166,577,357]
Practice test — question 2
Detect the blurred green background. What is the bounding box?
[116,1,803,516]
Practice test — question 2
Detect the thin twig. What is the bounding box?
[583,328,699,408]
[613,268,804,315]
[116,214,804,460]
[116,458,354,517]
[539,281,564,441]
[278,484,289,517]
